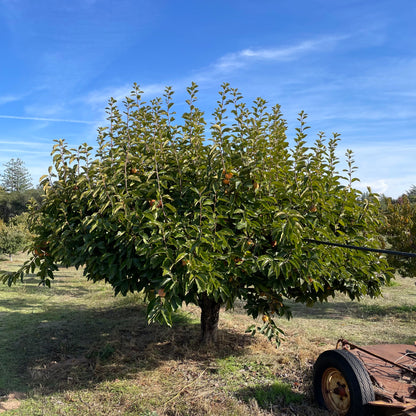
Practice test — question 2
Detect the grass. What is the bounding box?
[1,253,416,415]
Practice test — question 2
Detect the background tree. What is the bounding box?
[382,191,416,276]
[0,187,43,222]
[3,83,391,345]
[0,216,27,261]
[0,158,32,192]
[407,185,416,204]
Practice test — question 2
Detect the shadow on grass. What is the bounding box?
[288,298,416,321]
[0,300,258,396]
[0,255,13,263]
[2,273,92,298]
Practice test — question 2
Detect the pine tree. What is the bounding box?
[407,185,416,204]
[0,158,32,192]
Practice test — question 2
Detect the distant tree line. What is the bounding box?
[0,158,42,260]
[0,158,42,222]
[381,185,416,276]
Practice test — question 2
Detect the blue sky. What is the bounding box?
[0,0,415,197]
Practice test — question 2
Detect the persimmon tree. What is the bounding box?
[2,83,391,344]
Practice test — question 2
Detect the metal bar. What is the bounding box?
[337,339,416,377]
[304,239,416,258]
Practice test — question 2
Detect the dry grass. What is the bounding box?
[1,253,415,415]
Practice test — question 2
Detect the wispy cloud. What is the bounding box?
[0,94,22,105]
[0,114,98,124]
[80,35,350,112]
[213,35,349,72]
[0,139,41,145]
[0,148,50,155]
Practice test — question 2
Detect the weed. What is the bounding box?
[239,380,304,408]
[87,343,116,362]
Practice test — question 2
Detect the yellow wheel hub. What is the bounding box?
[321,367,351,415]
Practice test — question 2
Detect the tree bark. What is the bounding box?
[198,292,221,345]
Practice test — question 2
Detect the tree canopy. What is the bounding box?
[2,83,391,344]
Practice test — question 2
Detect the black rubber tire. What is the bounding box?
[313,349,375,416]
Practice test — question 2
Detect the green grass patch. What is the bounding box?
[216,355,306,409]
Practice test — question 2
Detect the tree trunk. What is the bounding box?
[198,292,221,345]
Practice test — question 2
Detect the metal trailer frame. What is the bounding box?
[314,339,416,415]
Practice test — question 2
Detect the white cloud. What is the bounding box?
[358,177,415,198]
[80,35,351,112]
[24,102,65,118]
[0,148,49,156]
[0,139,47,146]
[0,94,21,105]
[358,179,390,195]
[338,142,416,198]
[0,114,98,124]
[212,35,349,72]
